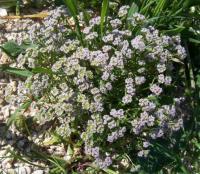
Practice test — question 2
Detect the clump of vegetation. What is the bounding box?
[0,0,199,173]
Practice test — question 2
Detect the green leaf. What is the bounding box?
[43,134,62,146]
[100,0,109,37]
[189,38,200,44]
[193,141,200,150]
[8,150,45,168]
[170,58,184,64]
[64,0,77,16]
[183,0,200,8]
[140,0,155,15]
[48,156,67,174]
[65,145,73,162]
[0,41,23,58]
[153,0,167,16]
[0,40,37,58]
[128,2,139,18]
[0,65,33,77]
[103,169,118,174]
[0,0,16,8]
[163,26,185,35]
[196,75,200,88]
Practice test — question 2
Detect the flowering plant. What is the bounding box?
[10,5,187,172]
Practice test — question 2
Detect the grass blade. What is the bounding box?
[103,169,118,174]
[0,65,33,77]
[100,0,109,37]
[163,25,185,35]
[140,0,156,15]
[153,0,167,16]
[189,38,200,44]
[128,2,139,18]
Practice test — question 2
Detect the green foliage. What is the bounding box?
[1,0,199,174]
[0,0,16,9]
[127,2,139,18]
[71,0,200,173]
[0,65,33,77]
[0,41,24,58]
[0,40,37,58]
[100,0,109,37]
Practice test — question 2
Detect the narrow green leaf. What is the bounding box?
[47,156,67,174]
[0,65,33,77]
[82,8,90,25]
[189,38,200,44]
[67,145,73,157]
[171,58,184,64]
[0,0,16,8]
[8,150,46,168]
[196,75,200,88]
[100,0,109,37]
[103,169,118,174]
[140,0,155,15]
[43,133,62,146]
[163,26,185,35]
[128,2,139,18]
[63,0,77,16]
[153,0,167,16]
[16,0,20,16]
[5,68,33,77]
[180,166,190,174]
[194,142,200,150]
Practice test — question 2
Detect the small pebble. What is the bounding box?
[32,170,44,174]
[16,166,31,174]
[7,168,16,174]
[0,8,7,17]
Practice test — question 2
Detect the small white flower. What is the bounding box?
[125,78,134,84]
[157,64,166,73]
[135,76,146,85]
[101,71,110,81]
[158,74,165,84]
[83,27,92,34]
[131,35,145,51]
[118,5,130,17]
[105,82,112,90]
[150,84,163,96]
[122,95,132,104]
[110,18,122,28]
[176,45,186,59]
[102,34,114,43]
[102,45,112,52]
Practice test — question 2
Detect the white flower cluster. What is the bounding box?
[29,6,71,51]
[122,78,135,104]
[14,6,187,170]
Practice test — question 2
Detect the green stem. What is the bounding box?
[16,0,20,16]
